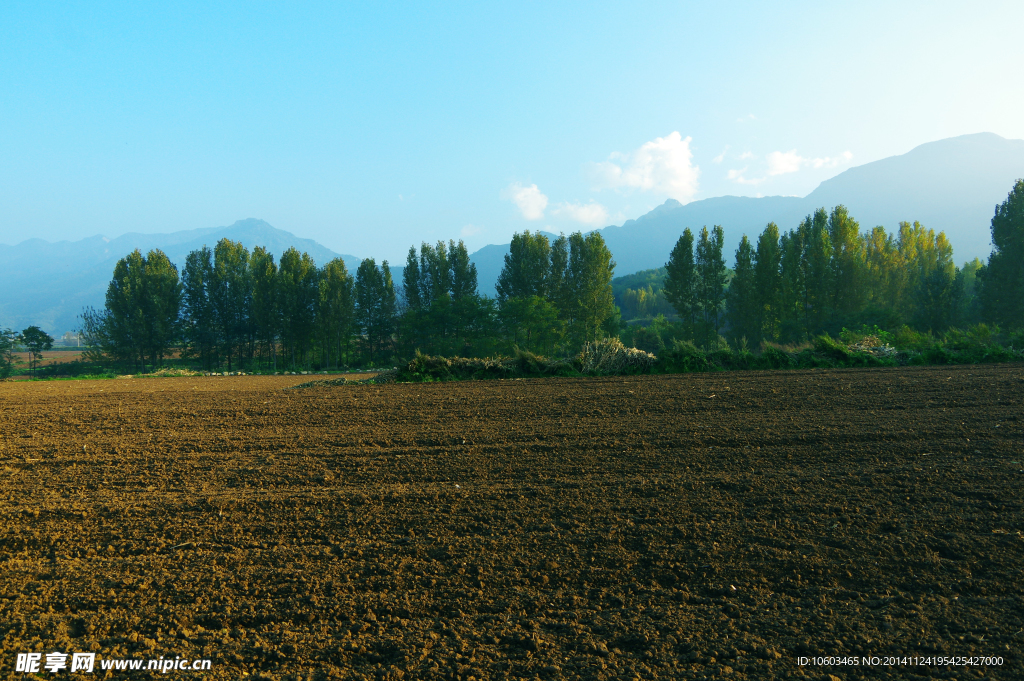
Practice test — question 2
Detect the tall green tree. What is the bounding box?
[278,247,318,368]
[355,258,397,364]
[20,326,54,376]
[564,231,616,345]
[725,235,757,346]
[403,246,423,312]
[0,328,17,378]
[827,205,863,324]
[210,240,251,370]
[980,179,1024,329]
[548,234,570,315]
[317,257,355,368]
[800,209,832,334]
[250,247,280,369]
[140,249,181,367]
[753,222,783,342]
[663,229,697,334]
[694,226,728,345]
[100,249,147,370]
[81,249,181,372]
[951,258,984,328]
[496,231,551,302]
[778,228,806,340]
[182,247,217,370]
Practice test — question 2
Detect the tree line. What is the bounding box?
[77,179,1023,372]
[0,326,54,378]
[80,231,619,372]
[625,180,1023,353]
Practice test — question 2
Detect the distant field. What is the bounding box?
[10,349,85,366]
[1,367,1021,679]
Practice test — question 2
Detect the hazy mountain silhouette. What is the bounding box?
[3,133,1022,334]
[471,132,1024,294]
[0,219,359,335]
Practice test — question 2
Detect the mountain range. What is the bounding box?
[472,132,1024,293]
[2,132,1022,335]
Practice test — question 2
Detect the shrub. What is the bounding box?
[759,344,795,369]
[575,338,657,375]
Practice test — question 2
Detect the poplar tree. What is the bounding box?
[725,235,757,346]
[664,229,697,335]
[565,231,615,345]
[317,258,355,368]
[778,228,805,340]
[141,249,181,367]
[496,231,551,302]
[753,223,783,342]
[980,179,1024,329]
[800,209,832,334]
[210,239,251,370]
[250,247,279,369]
[694,226,727,345]
[827,205,863,324]
[403,246,423,311]
[278,247,318,368]
[182,247,217,369]
[83,249,180,372]
[355,258,397,364]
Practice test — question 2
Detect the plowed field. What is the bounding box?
[1,366,1022,680]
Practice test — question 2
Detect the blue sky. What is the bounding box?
[2,1,1023,260]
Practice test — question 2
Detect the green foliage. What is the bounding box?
[396,348,576,382]
[355,258,397,364]
[563,231,617,345]
[19,326,54,375]
[612,268,675,322]
[839,325,895,346]
[210,239,251,371]
[496,231,551,302]
[664,229,696,330]
[575,338,657,375]
[726,235,757,346]
[181,246,217,369]
[980,179,1024,329]
[401,239,488,357]
[493,230,615,353]
[0,328,19,378]
[81,248,181,372]
[317,257,356,369]
[694,225,727,345]
[498,295,564,355]
[753,222,783,341]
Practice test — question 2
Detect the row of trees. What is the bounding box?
[76,180,1023,371]
[80,231,620,371]
[495,230,617,353]
[0,326,54,377]
[81,243,397,372]
[647,182,1023,349]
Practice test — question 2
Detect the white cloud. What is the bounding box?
[460,224,482,237]
[766,150,804,176]
[726,167,765,185]
[767,149,854,176]
[553,201,609,226]
[501,182,548,220]
[739,151,755,160]
[589,131,700,203]
[712,146,729,164]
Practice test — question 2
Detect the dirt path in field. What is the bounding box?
[1,366,1021,680]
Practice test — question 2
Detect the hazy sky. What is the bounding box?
[2,1,1023,260]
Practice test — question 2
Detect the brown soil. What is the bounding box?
[1,366,1021,680]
